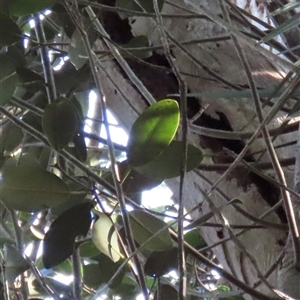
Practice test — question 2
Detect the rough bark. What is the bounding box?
[94,0,300,298]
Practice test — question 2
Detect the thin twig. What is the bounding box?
[219,0,300,268]
[152,0,188,298]
[33,15,57,103]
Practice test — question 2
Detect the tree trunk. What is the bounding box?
[94,0,300,298]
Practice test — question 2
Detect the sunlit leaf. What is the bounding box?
[43,202,93,269]
[1,165,71,212]
[129,210,172,251]
[11,0,55,16]
[42,97,78,151]
[127,99,179,167]
[0,12,22,47]
[92,211,122,262]
[135,141,203,179]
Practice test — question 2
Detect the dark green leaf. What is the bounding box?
[3,243,30,284]
[1,165,71,212]
[11,0,55,16]
[0,72,19,105]
[42,202,93,269]
[0,121,23,155]
[127,99,179,167]
[116,0,164,18]
[144,247,178,277]
[69,20,96,70]
[42,97,78,151]
[135,141,203,179]
[119,160,162,194]
[83,255,125,289]
[154,284,178,300]
[123,35,152,59]
[0,13,22,47]
[129,210,172,251]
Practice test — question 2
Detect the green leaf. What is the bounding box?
[0,72,19,105]
[184,229,207,249]
[116,0,164,18]
[0,13,22,47]
[0,121,23,155]
[135,141,203,179]
[127,99,179,167]
[144,247,178,277]
[79,241,101,258]
[123,35,152,59]
[42,97,78,151]
[154,284,177,300]
[83,255,125,289]
[68,20,96,70]
[3,243,30,284]
[1,165,71,212]
[119,160,162,194]
[129,210,172,251]
[42,202,93,269]
[11,0,55,16]
[92,212,122,262]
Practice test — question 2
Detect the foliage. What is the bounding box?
[0,0,299,299]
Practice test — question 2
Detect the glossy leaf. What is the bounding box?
[129,210,172,251]
[0,13,22,47]
[144,247,178,277]
[3,244,30,284]
[92,212,122,262]
[1,165,71,212]
[43,202,93,269]
[11,0,55,16]
[127,99,179,167]
[42,97,78,151]
[135,141,203,179]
